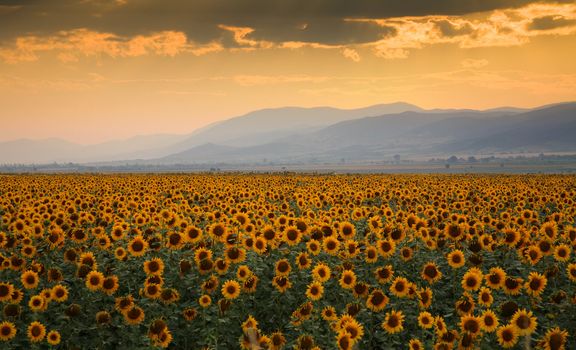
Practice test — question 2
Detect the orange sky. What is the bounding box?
[1,1,575,144]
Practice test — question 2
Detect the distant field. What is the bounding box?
[0,174,574,349]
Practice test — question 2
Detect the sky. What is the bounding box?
[1,0,575,144]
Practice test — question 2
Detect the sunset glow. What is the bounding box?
[1,0,575,143]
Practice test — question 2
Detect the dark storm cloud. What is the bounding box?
[528,15,576,31]
[0,0,573,45]
[436,20,474,37]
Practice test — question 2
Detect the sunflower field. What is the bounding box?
[0,174,575,349]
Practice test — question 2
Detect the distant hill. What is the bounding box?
[2,101,575,165]
[0,134,188,164]
[154,102,576,164]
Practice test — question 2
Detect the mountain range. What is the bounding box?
[1,101,575,165]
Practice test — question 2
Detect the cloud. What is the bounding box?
[342,48,360,62]
[1,2,575,63]
[0,29,222,63]
[529,15,576,30]
[351,2,576,58]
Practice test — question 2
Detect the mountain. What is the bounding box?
[441,102,576,153]
[0,102,421,164]
[159,102,423,152]
[3,101,575,165]
[155,102,576,164]
[0,133,188,164]
[0,138,80,164]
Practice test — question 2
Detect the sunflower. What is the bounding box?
[222,280,241,300]
[21,270,39,289]
[269,331,286,350]
[143,258,165,276]
[209,223,227,242]
[240,274,258,293]
[343,240,360,258]
[124,306,145,325]
[554,244,571,262]
[400,246,413,261]
[502,228,520,247]
[377,239,396,258]
[127,236,148,257]
[27,321,46,343]
[236,265,252,281]
[480,309,499,333]
[240,315,259,336]
[183,307,197,321]
[341,318,364,343]
[421,262,442,284]
[567,263,576,282]
[445,223,465,241]
[115,295,134,314]
[321,306,338,321]
[366,289,389,312]
[199,294,212,308]
[339,222,356,239]
[253,237,267,254]
[496,324,518,348]
[503,276,523,295]
[144,283,161,299]
[294,252,311,270]
[418,287,433,309]
[510,309,537,336]
[478,287,493,307]
[349,283,367,300]
[215,258,230,275]
[336,331,353,350]
[272,276,292,293]
[382,310,404,334]
[28,295,45,312]
[115,247,128,261]
[539,327,568,350]
[0,283,14,302]
[375,265,394,284]
[312,263,331,283]
[364,245,379,263]
[434,316,447,336]
[185,226,203,244]
[485,267,506,289]
[274,259,291,277]
[194,248,212,265]
[102,276,119,296]
[224,246,246,264]
[524,245,543,265]
[0,321,16,341]
[96,311,112,325]
[455,295,475,316]
[339,270,357,290]
[323,236,340,255]
[283,226,302,246]
[85,270,104,291]
[540,221,558,240]
[461,268,482,291]
[159,288,180,304]
[460,315,482,336]
[148,319,168,342]
[307,239,321,255]
[408,339,424,350]
[447,249,465,268]
[525,271,547,297]
[390,276,409,298]
[416,311,434,329]
[306,281,324,301]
